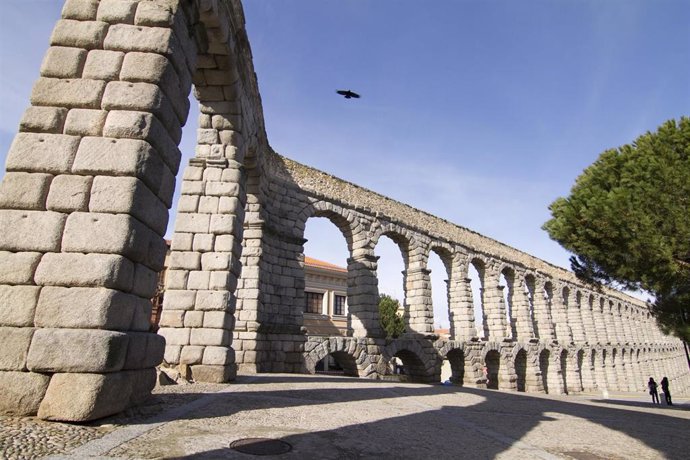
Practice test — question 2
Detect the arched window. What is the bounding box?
[468,259,486,339]
[428,248,452,332]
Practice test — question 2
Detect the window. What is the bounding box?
[305,292,324,314]
[334,295,346,316]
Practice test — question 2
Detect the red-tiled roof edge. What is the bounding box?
[305,256,347,272]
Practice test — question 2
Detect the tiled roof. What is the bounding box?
[305,256,347,273]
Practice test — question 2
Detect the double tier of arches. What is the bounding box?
[280,198,688,395]
[293,199,662,347]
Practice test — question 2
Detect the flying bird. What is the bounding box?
[336,89,361,99]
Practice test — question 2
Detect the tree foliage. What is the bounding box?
[379,294,405,339]
[543,117,690,342]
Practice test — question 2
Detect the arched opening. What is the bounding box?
[560,286,571,342]
[302,216,351,337]
[577,349,585,390]
[428,248,452,333]
[524,274,538,338]
[468,259,487,339]
[499,268,516,339]
[574,291,584,342]
[314,351,358,377]
[599,297,607,341]
[605,347,620,389]
[539,349,550,393]
[485,350,501,389]
[587,295,596,343]
[560,349,569,394]
[544,282,554,337]
[608,301,617,342]
[620,348,628,390]
[590,349,598,389]
[515,349,527,392]
[391,349,430,383]
[375,234,408,326]
[446,348,465,385]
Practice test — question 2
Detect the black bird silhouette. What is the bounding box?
[336,89,360,99]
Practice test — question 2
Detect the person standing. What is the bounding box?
[648,377,660,404]
[660,377,672,405]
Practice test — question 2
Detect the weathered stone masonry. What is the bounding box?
[248,154,689,395]
[0,0,687,422]
[0,0,266,421]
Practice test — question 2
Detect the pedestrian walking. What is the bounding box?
[648,377,660,404]
[660,376,672,405]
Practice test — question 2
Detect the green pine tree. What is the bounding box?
[543,117,690,342]
[378,294,406,339]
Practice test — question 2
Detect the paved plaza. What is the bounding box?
[1,373,688,459]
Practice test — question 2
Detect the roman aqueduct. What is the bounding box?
[0,0,688,421]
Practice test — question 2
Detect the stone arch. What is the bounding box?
[296,201,363,337]
[589,347,599,390]
[555,285,573,343]
[607,347,620,390]
[539,348,551,393]
[370,223,413,297]
[560,348,570,394]
[576,348,585,390]
[573,346,591,392]
[619,348,629,390]
[485,349,501,390]
[426,242,454,332]
[438,341,467,385]
[383,339,440,383]
[303,338,366,377]
[300,200,361,254]
[584,293,598,344]
[480,342,510,390]
[427,242,454,274]
[624,346,638,390]
[615,302,624,344]
[572,290,585,343]
[543,281,555,307]
[598,296,607,338]
[469,255,488,276]
[467,256,488,338]
[514,347,528,392]
[0,0,263,421]
[498,265,517,339]
[369,221,415,263]
[523,272,538,338]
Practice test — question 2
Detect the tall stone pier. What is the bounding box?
[0,0,264,421]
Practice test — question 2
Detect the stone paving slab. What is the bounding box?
[2,374,688,459]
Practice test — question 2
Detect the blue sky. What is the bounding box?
[1,1,688,328]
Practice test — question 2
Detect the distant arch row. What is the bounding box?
[303,337,690,395]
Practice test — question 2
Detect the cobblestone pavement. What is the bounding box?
[2,374,688,459]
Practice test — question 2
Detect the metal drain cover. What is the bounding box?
[562,452,608,460]
[230,438,292,456]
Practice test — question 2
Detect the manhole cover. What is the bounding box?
[562,451,608,460]
[230,438,292,456]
